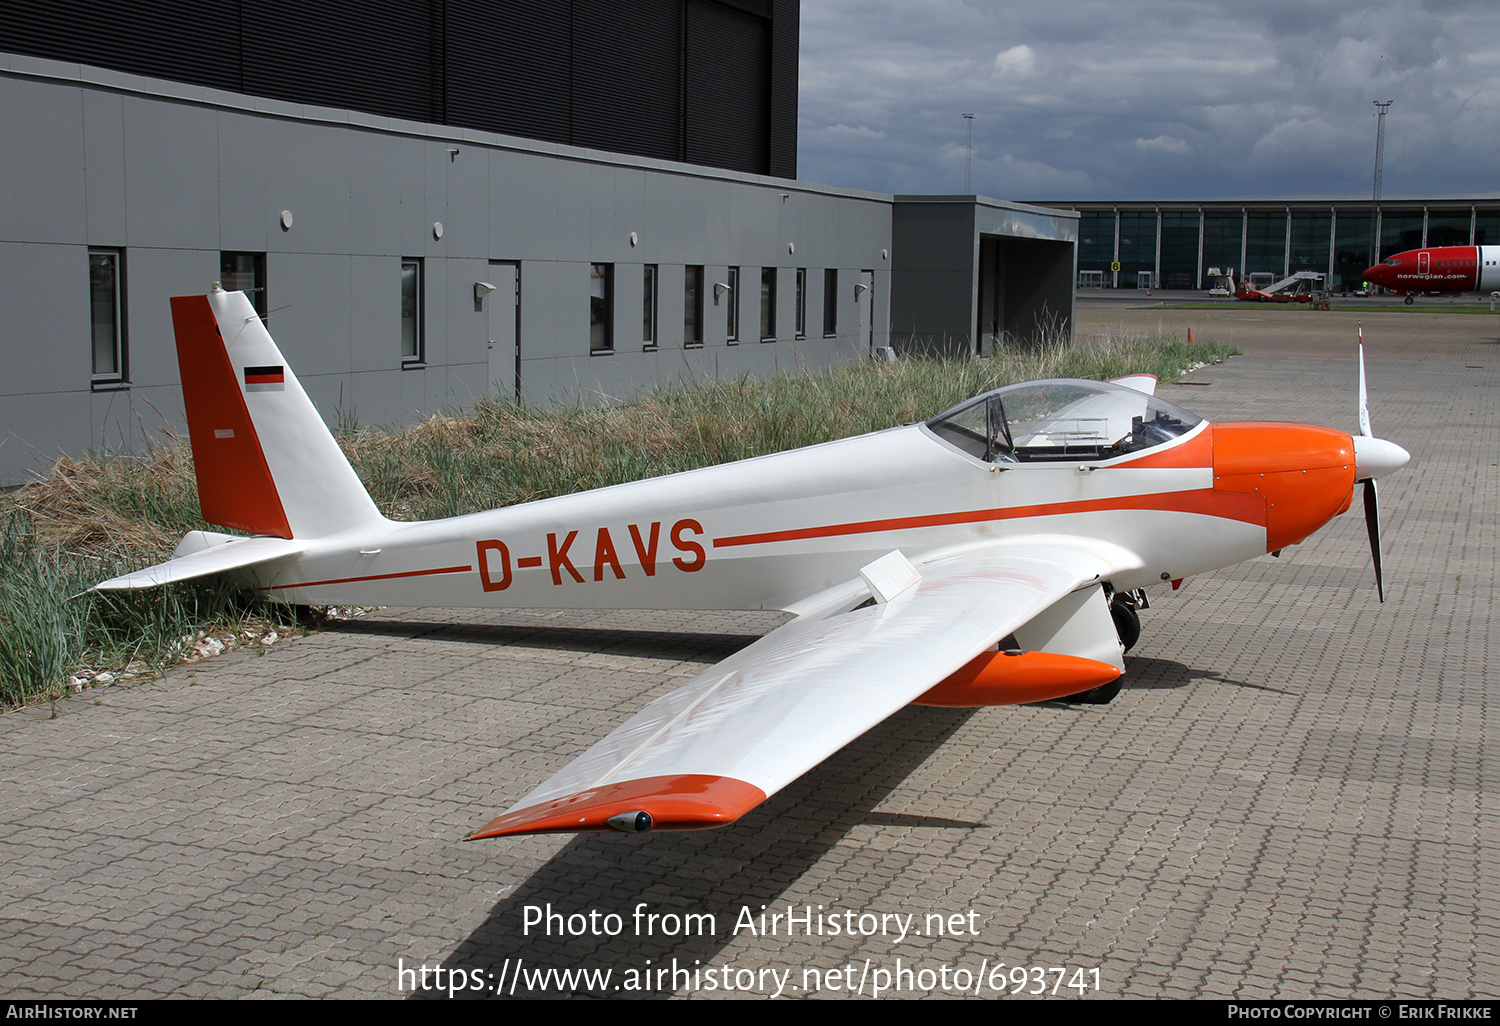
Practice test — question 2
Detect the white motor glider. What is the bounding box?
[98,290,1410,839]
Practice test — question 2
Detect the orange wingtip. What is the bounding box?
[468,774,767,839]
[913,650,1122,707]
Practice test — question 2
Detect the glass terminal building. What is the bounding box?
[1042,200,1500,290]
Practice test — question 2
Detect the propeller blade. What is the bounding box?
[1363,478,1384,603]
[1357,322,1372,437]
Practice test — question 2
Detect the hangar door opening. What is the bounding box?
[976,235,1074,350]
[487,261,520,403]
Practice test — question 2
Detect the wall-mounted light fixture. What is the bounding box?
[448,147,460,161]
[474,281,496,305]
[630,232,639,247]
[280,210,294,231]
[714,282,732,301]
[432,222,444,240]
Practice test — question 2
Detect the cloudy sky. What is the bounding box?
[798,0,1500,201]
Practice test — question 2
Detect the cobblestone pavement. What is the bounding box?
[2,342,1495,1000]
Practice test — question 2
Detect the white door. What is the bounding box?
[487,262,519,402]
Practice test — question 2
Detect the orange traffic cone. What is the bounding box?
[1187,326,1195,345]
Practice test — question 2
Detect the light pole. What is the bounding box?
[1370,100,1392,267]
[962,113,975,193]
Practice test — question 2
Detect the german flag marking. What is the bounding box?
[244,365,285,392]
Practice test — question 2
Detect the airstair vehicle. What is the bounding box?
[1206,266,1236,298]
[1235,270,1325,303]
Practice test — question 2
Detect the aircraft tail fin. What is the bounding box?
[171,290,385,540]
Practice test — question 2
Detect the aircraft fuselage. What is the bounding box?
[249,417,1354,616]
[1363,244,1500,295]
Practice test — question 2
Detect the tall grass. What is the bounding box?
[0,512,305,707]
[1,334,1233,706]
[348,334,1234,520]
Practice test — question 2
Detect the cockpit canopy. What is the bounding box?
[925,379,1202,463]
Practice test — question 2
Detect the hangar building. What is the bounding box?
[0,1,1078,486]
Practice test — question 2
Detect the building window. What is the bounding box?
[89,249,126,386]
[760,267,777,341]
[823,269,838,336]
[795,268,807,338]
[726,266,740,343]
[401,259,423,363]
[684,266,703,347]
[220,251,266,321]
[590,263,613,353]
[643,265,658,349]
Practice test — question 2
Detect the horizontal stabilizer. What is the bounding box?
[1109,373,1158,396]
[94,536,304,591]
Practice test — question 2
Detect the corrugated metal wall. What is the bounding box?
[684,0,769,174]
[0,0,796,177]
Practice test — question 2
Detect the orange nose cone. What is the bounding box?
[1213,423,1357,552]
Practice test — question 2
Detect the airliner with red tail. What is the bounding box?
[95,288,1409,840]
[1362,245,1500,303]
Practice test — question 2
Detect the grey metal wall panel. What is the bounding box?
[0,243,89,394]
[0,78,87,245]
[82,90,128,243]
[349,132,408,255]
[8,391,94,472]
[122,98,220,249]
[118,246,213,389]
[261,121,358,258]
[348,255,394,375]
[0,62,897,486]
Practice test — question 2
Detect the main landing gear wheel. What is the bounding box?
[1073,678,1123,705]
[1110,597,1141,652]
[1075,591,1144,705]
[1404,296,1415,305]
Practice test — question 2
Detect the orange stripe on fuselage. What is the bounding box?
[713,487,1262,549]
[261,564,473,591]
[713,429,1233,549]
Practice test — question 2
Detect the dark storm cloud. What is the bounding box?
[799,0,1500,200]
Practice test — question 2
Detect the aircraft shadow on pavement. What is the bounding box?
[331,615,774,664]
[1114,655,1277,695]
[414,703,983,999]
[377,622,1266,998]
